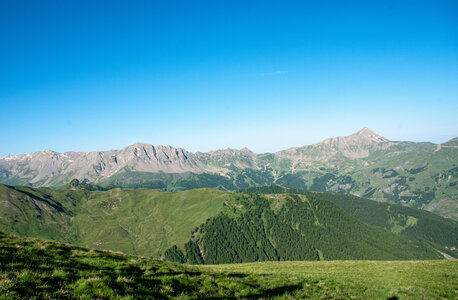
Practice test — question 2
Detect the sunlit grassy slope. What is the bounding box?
[71,188,231,256]
[0,184,232,257]
[201,260,458,299]
[1,233,456,299]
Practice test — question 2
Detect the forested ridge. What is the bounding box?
[164,193,443,264]
[239,186,458,256]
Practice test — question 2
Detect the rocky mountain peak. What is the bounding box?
[316,128,388,148]
[125,142,152,151]
[349,127,389,143]
[240,147,255,154]
[356,127,375,135]
[286,128,393,159]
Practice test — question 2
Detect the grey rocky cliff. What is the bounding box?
[0,142,259,186]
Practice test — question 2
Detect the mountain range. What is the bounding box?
[1,128,457,219]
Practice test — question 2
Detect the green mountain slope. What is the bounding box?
[0,184,76,243]
[0,182,233,257]
[71,187,231,256]
[165,193,443,264]
[2,233,456,299]
[239,186,458,256]
[0,183,453,262]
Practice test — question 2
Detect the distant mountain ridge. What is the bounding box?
[0,128,426,183]
[1,128,457,219]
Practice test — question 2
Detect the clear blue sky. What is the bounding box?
[1,0,457,157]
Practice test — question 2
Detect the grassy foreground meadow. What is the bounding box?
[202,261,458,299]
[1,233,456,299]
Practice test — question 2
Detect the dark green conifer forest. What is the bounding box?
[165,193,444,264]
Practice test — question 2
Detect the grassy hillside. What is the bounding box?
[0,183,232,257]
[202,260,458,299]
[71,187,231,256]
[0,184,76,243]
[1,232,456,299]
